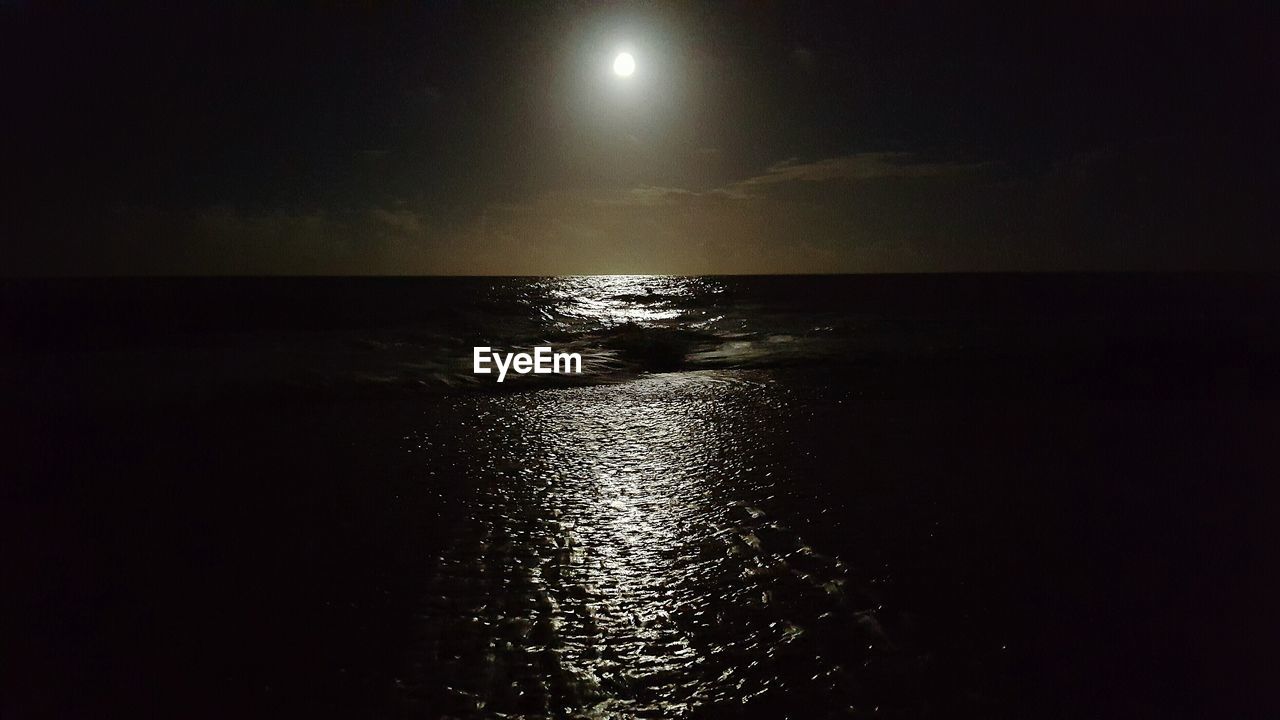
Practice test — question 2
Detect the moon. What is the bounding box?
[613,52,636,77]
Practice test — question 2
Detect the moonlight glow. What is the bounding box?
[613,52,635,77]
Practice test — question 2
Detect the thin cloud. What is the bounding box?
[738,153,990,188]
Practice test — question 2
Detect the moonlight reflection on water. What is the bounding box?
[537,275,718,328]
[402,371,886,717]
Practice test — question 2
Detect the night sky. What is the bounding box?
[3,1,1277,275]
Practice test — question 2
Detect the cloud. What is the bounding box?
[369,208,426,236]
[7,142,1269,276]
[738,153,989,188]
[595,186,697,207]
[456,143,1274,273]
[19,205,466,276]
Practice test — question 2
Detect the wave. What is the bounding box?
[9,274,1269,406]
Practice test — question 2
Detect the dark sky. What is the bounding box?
[3,1,1277,275]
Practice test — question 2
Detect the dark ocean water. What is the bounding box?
[4,275,1277,718]
[5,274,1277,400]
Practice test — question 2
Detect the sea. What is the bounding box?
[4,274,1276,718]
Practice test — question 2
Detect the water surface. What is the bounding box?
[5,274,1274,717]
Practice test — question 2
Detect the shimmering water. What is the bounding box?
[402,373,887,717]
[8,273,1266,404]
[6,274,1273,717]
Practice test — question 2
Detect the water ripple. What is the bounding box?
[400,372,903,717]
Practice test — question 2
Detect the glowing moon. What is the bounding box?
[613,52,635,77]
